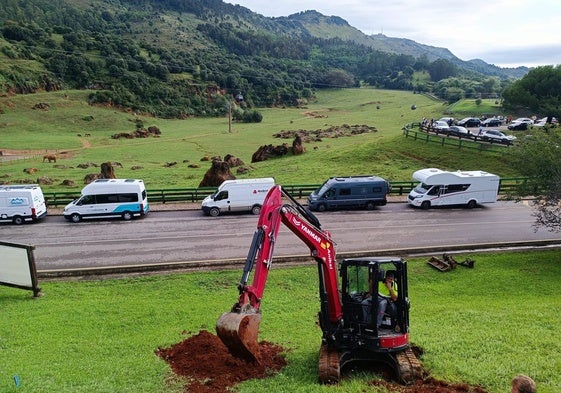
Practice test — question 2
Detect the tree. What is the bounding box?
[508,128,561,231]
[503,65,561,118]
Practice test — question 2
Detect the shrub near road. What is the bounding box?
[1,250,559,392]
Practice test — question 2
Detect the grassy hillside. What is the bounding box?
[0,88,518,191]
[1,250,559,392]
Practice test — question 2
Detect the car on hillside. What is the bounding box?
[481,117,502,127]
[508,121,531,131]
[438,117,455,126]
[478,129,517,144]
[447,125,470,138]
[512,117,534,125]
[432,120,450,133]
[457,117,481,128]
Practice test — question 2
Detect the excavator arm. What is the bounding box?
[216,185,342,361]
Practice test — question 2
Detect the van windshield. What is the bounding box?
[315,182,331,196]
[413,182,431,194]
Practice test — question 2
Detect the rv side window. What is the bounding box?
[96,194,119,204]
[215,191,228,201]
[78,195,96,205]
[444,184,470,194]
[339,188,351,196]
[325,189,335,198]
[356,187,368,195]
[427,186,440,196]
[142,190,147,200]
[118,193,139,202]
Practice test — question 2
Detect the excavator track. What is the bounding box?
[395,347,423,384]
[318,343,341,384]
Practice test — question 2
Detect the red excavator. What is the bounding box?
[216,185,422,384]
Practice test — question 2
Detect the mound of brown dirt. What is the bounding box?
[156,330,287,393]
[157,330,488,393]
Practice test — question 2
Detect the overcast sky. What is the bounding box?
[228,0,561,69]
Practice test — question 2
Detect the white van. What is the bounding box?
[201,178,275,217]
[408,168,499,209]
[64,179,149,222]
[0,185,47,224]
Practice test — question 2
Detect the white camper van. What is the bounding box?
[64,179,149,222]
[408,168,499,209]
[201,178,275,217]
[0,185,47,224]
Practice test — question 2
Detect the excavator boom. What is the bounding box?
[216,185,339,362]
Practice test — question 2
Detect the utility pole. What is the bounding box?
[228,102,232,133]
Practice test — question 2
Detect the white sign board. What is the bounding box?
[0,241,40,296]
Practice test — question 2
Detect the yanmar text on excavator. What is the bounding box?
[216,185,422,384]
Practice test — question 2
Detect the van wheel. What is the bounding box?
[467,200,477,209]
[122,211,133,220]
[13,216,24,225]
[70,213,82,223]
[251,205,261,215]
[420,201,431,210]
[209,207,220,217]
[365,201,376,210]
[317,204,327,212]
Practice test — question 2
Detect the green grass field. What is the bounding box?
[0,89,518,191]
[1,250,559,393]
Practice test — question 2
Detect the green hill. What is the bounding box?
[0,0,526,118]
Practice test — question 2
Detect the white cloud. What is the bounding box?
[229,0,561,68]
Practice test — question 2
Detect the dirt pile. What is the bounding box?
[157,330,488,393]
[156,330,287,393]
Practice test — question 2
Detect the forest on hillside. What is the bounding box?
[0,0,515,118]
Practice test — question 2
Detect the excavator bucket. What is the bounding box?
[216,312,262,363]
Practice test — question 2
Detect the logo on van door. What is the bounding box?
[9,197,27,205]
[253,188,269,194]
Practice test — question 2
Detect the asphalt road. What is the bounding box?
[2,200,560,274]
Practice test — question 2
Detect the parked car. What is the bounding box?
[432,120,450,133]
[479,129,517,144]
[508,121,530,131]
[447,125,470,138]
[481,117,502,127]
[512,117,534,125]
[457,117,481,128]
[438,117,455,126]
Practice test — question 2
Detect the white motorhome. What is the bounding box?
[64,179,149,222]
[408,168,499,209]
[201,178,275,217]
[0,185,47,224]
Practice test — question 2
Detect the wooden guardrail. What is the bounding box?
[43,178,531,207]
[402,123,510,153]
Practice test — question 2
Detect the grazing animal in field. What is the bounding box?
[43,154,57,163]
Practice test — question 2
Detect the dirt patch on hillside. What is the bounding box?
[156,330,489,393]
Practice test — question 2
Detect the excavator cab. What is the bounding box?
[339,258,409,334]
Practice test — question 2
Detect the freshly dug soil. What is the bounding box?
[156,330,489,393]
[155,330,287,393]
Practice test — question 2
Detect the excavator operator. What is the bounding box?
[378,270,398,327]
[361,270,398,328]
